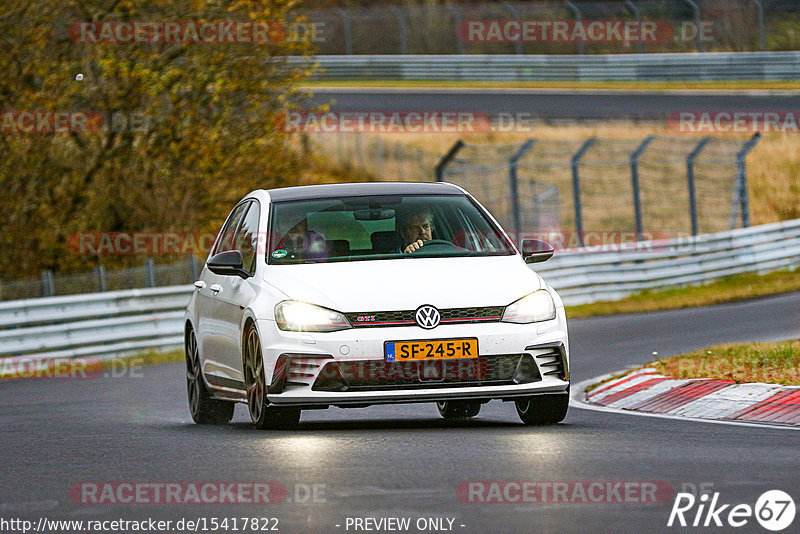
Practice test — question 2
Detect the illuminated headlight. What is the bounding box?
[502,290,556,323]
[275,301,352,332]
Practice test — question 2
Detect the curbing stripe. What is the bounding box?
[668,383,783,419]
[620,380,734,414]
[609,379,692,410]
[728,389,800,424]
[586,369,659,401]
[594,377,670,407]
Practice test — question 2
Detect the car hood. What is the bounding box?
[263,255,542,312]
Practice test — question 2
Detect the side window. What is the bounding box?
[213,202,248,255]
[235,202,260,273]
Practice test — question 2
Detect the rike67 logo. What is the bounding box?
[668,490,795,531]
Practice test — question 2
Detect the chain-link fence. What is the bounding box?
[307,132,760,245]
[294,1,800,55]
[0,256,200,302]
[438,135,760,244]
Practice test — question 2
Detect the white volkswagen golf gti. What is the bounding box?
[185,182,570,429]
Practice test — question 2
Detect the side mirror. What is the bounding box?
[207,250,249,278]
[521,239,554,264]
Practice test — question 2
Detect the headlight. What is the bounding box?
[501,290,556,323]
[275,301,352,332]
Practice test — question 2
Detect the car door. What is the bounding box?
[211,200,261,385]
[198,201,248,382]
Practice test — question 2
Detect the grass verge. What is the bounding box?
[650,340,800,385]
[566,267,800,319]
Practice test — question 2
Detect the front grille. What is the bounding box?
[345,306,504,328]
[312,354,540,392]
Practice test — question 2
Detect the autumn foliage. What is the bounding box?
[0,0,315,276]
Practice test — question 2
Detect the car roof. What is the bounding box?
[264,182,465,202]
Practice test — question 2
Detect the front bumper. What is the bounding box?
[256,313,569,407]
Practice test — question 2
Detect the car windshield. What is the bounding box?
[267,194,516,264]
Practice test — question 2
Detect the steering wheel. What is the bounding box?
[408,239,454,253]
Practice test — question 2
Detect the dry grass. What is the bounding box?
[650,340,800,385]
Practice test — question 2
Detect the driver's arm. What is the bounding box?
[403,239,424,253]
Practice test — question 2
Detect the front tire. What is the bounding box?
[186,328,235,424]
[436,400,481,420]
[243,323,300,430]
[515,390,569,425]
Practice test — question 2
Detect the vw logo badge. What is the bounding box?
[415,305,441,329]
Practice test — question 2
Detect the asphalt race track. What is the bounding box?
[2,292,799,533]
[309,88,800,121]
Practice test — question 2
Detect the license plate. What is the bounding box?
[384,338,478,362]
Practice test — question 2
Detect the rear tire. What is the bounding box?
[436,400,481,420]
[515,390,569,425]
[186,328,235,424]
[243,322,300,430]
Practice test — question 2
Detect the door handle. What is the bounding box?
[209,284,222,294]
[193,280,206,290]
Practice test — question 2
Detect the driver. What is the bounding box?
[396,206,434,253]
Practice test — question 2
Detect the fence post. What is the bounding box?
[563,1,586,54]
[502,2,524,55]
[682,0,704,52]
[751,0,766,52]
[624,1,645,54]
[509,139,536,246]
[631,136,656,241]
[42,270,55,297]
[96,265,107,292]
[144,258,156,288]
[435,140,465,181]
[390,7,410,54]
[336,8,354,54]
[571,138,597,247]
[188,254,199,282]
[737,132,761,228]
[446,5,465,54]
[686,136,712,236]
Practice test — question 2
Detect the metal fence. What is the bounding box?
[2,218,798,361]
[0,256,201,302]
[294,1,800,55]
[307,132,760,245]
[296,52,800,81]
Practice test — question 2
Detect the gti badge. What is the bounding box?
[415,305,441,329]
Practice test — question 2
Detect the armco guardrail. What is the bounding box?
[535,218,800,305]
[296,52,800,81]
[1,219,798,362]
[0,285,191,361]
